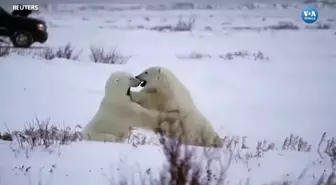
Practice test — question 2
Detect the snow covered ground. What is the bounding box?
[0,2,336,185]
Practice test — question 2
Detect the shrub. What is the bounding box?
[11,48,35,56]
[174,18,196,32]
[38,47,56,60]
[3,118,83,158]
[172,2,195,10]
[204,26,212,31]
[2,116,336,184]
[151,17,196,32]
[266,21,300,30]
[305,23,331,30]
[253,51,269,61]
[0,43,10,57]
[152,129,336,185]
[109,119,231,185]
[317,132,336,171]
[151,25,175,32]
[282,134,312,152]
[177,51,269,61]
[55,43,81,60]
[219,50,269,61]
[0,132,13,141]
[89,45,130,64]
[36,43,81,61]
[143,119,233,185]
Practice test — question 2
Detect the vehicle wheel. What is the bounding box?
[11,31,33,48]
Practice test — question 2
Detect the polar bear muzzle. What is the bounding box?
[127,77,141,96]
[130,77,141,87]
[135,75,147,87]
[139,80,147,87]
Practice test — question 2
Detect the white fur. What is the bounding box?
[83,71,179,143]
[131,67,223,147]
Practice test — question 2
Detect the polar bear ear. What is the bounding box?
[157,68,161,73]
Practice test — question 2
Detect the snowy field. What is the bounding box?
[0,2,336,185]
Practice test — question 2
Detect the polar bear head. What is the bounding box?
[104,71,141,101]
[135,66,181,95]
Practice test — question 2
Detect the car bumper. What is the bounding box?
[34,31,48,43]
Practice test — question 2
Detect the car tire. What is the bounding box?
[11,31,34,48]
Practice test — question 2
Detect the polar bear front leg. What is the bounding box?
[130,87,157,103]
[130,90,164,110]
[129,91,144,103]
[132,103,180,130]
[130,91,155,109]
[164,99,179,111]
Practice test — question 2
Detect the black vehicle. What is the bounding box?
[0,6,48,48]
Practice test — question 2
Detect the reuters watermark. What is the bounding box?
[12,4,39,11]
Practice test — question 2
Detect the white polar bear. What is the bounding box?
[83,71,180,143]
[130,67,223,147]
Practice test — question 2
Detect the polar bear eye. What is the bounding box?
[144,71,148,75]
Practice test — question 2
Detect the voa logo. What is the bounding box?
[301,7,318,24]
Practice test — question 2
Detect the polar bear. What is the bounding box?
[83,71,180,143]
[130,67,223,148]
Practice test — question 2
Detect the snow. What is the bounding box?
[0,2,336,185]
